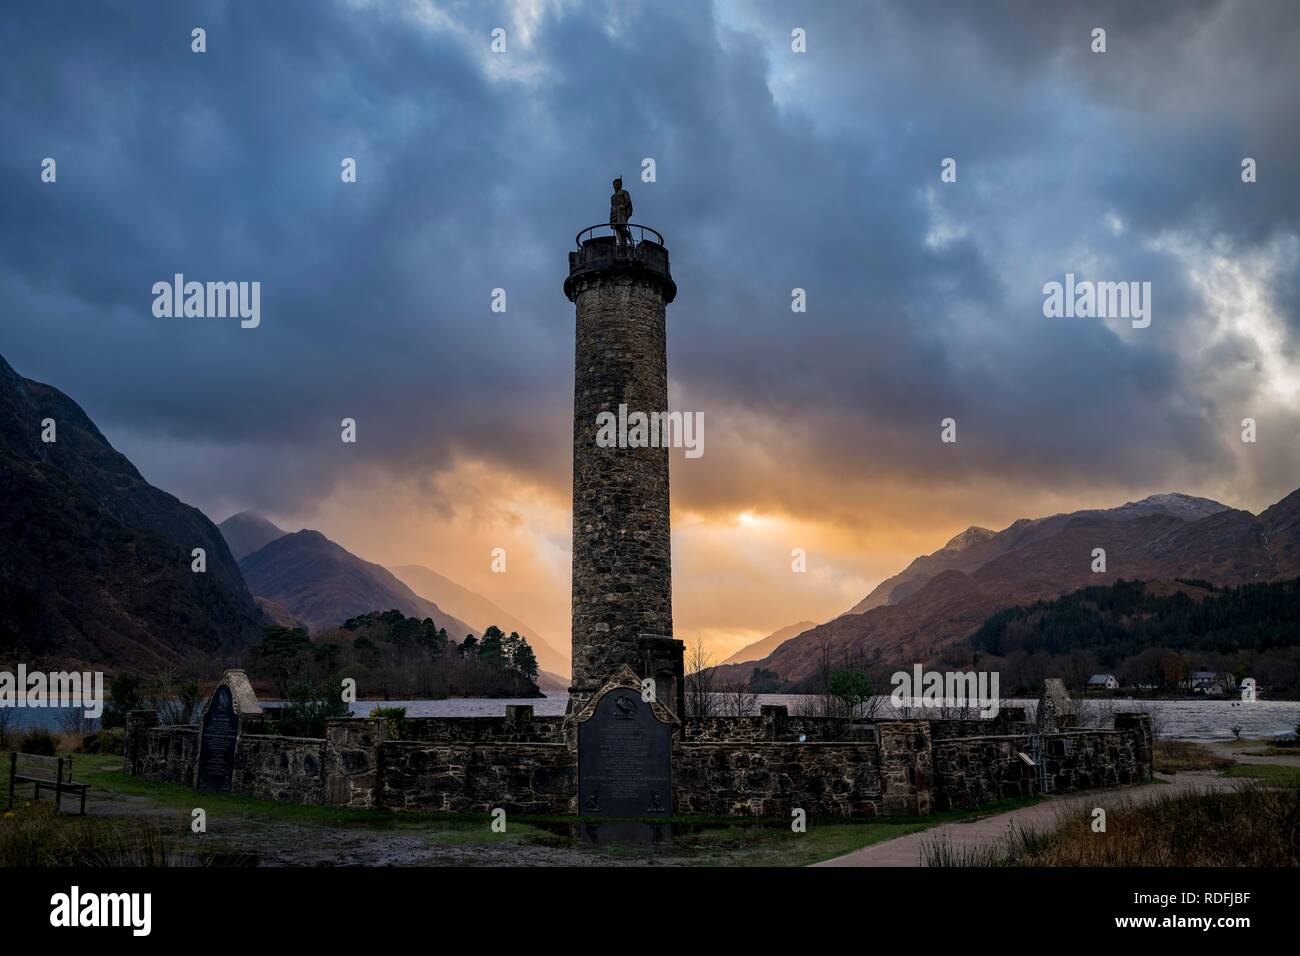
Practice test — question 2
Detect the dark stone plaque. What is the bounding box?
[578,686,671,818]
[197,684,239,792]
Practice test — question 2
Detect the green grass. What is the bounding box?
[1153,739,1234,773]
[9,754,1047,866]
[66,755,574,847]
[669,796,1043,866]
[1222,764,1300,786]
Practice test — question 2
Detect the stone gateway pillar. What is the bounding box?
[564,221,684,716]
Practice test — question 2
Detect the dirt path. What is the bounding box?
[814,771,1235,868]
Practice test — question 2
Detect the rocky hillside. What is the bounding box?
[239,530,478,638]
[1259,488,1300,577]
[720,621,817,666]
[0,354,263,670]
[218,510,287,561]
[711,489,1300,689]
[711,572,1010,688]
[845,493,1232,614]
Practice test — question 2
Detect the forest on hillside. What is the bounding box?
[939,578,1300,696]
[247,610,542,700]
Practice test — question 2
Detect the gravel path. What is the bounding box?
[814,771,1237,867]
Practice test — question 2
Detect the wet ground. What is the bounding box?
[75,782,797,866]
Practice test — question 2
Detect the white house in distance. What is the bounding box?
[1087,674,1120,690]
[1188,671,1236,696]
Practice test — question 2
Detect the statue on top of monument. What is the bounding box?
[610,177,633,246]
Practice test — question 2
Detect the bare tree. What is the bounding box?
[1125,700,1167,739]
[685,636,718,717]
[792,638,850,718]
[719,680,758,717]
[802,640,886,723]
[1075,696,1120,729]
[791,694,821,717]
[147,671,204,726]
[837,646,886,722]
[812,636,836,716]
[57,708,100,736]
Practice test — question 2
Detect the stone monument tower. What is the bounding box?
[564,212,685,716]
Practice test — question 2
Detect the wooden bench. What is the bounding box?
[7,752,89,815]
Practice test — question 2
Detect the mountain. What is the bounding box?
[238,530,478,638]
[0,354,262,670]
[711,571,1009,688]
[254,596,305,630]
[721,621,817,666]
[1259,487,1300,577]
[845,493,1232,614]
[389,564,570,679]
[534,670,570,694]
[711,489,1300,689]
[219,511,287,560]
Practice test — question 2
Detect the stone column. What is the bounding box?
[123,709,159,776]
[324,717,385,808]
[876,720,934,815]
[1115,712,1154,780]
[564,231,682,710]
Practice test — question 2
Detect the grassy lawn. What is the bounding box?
[5,754,1043,866]
[1249,738,1300,757]
[72,754,490,831]
[1222,763,1300,786]
[1153,739,1233,773]
[65,755,582,852]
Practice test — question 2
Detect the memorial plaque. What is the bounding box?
[578,686,672,818]
[197,684,239,792]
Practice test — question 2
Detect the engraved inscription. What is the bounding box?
[197,684,239,792]
[578,686,671,818]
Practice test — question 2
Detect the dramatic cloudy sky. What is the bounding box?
[3,0,1298,661]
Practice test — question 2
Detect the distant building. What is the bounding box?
[1188,671,1234,696]
[1087,674,1119,690]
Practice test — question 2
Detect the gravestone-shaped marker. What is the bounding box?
[195,669,261,793]
[197,685,238,792]
[577,684,672,818]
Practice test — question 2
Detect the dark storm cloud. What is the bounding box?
[1,0,1297,522]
